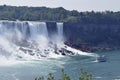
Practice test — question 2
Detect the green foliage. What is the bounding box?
[64,16,78,22]
[35,77,44,80]
[0,5,120,24]
[34,69,92,80]
[79,69,92,80]
[47,73,54,80]
[59,69,70,80]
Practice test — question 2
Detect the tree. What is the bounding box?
[34,69,92,80]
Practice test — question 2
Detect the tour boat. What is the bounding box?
[97,55,106,62]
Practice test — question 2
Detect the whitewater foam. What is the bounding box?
[64,45,97,57]
[0,55,25,67]
[0,21,97,64]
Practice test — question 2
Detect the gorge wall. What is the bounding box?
[63,22,120,52]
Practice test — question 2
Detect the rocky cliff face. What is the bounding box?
[63,22,120,52]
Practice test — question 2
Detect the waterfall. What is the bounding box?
[0,21,50,60]
[28,22,48,39]
[0,21,94,61]
[0,21,30,40]
[57,23,64,42]
[0,21,49,41]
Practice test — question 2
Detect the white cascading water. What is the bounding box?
[0,20,95,63]
[0,21,49,60]
[28,22,48,39]
[57,23,64,42]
